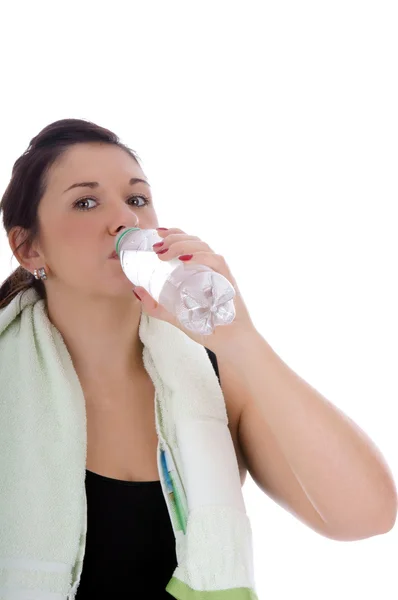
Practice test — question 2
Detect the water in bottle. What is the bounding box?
[115,227,236,335]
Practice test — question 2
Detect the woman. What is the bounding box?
[0,119,396,599]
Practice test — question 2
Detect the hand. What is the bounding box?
[132,227,257,351]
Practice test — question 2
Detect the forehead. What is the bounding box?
[46,143,144,192]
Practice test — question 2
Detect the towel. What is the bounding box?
[0,288,258,600]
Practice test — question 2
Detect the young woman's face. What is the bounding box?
[36,142,159,298]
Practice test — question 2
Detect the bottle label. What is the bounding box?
[160,446,188,534]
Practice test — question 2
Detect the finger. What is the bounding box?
[155,227,185,237]
[156,233,201,243]
[154,233,201,248]
[155,240,213,259]
[133,286,182,328]
[173,251,237,287]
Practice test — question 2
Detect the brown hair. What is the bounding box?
[0,118,141,312]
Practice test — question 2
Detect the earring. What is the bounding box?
[33,267,47,281]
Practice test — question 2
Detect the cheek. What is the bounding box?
[58,217,86,240]
[46,219,97,267]
[38,208,100,276]
[59,212,100,246]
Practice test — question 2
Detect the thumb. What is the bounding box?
[133,286,180,328]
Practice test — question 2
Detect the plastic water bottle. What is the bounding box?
[115,227,236,335]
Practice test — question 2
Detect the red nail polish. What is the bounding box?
[156,248,169,255]
[156,227,168,231]
[178,254,193,261]
[152,242,164,248]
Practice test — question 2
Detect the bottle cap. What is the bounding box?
[115,227,140,256]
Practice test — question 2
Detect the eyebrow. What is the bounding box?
[63,177,150,193]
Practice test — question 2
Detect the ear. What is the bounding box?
[8,227,41,272]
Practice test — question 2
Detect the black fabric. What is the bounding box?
[75,348,219,598]
[205,346,221,386]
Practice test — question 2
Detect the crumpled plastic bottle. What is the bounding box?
[115,227,236,335]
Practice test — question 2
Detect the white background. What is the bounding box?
[0,2,397,598]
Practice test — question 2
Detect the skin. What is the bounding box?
[9,142,159,387]
[8,143,397,536]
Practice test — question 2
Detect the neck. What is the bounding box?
[45,288,145,386]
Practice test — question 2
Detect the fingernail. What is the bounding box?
[156,248,169,255]
[178,254,193,261]
[133,289,142,300]
[156,227,168,231]
[152,242,164,248]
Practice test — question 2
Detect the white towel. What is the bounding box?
[0,288,258,599]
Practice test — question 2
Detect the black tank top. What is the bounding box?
[75,348,220,598]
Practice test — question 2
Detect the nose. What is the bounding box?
[109,210,140,237]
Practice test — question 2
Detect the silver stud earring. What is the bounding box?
[33,267,47,281]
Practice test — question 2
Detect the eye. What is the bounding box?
[128,194,150,208]
[73,194,151,211]
[73,197,97,211]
